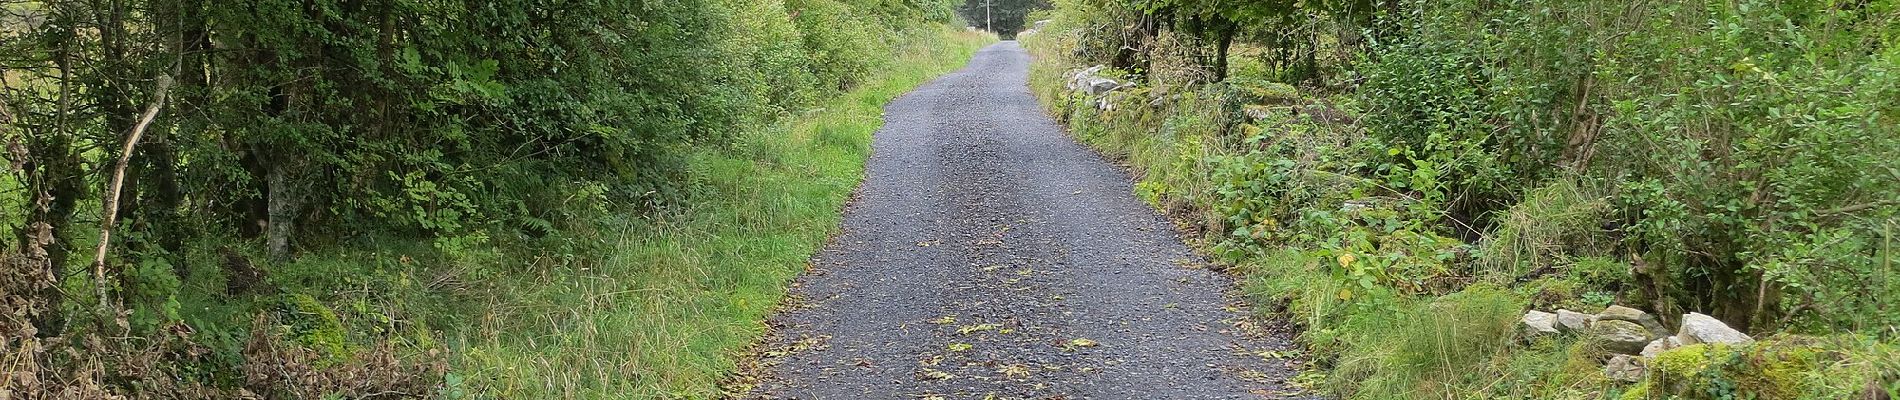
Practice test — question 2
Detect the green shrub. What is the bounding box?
[788,0,888,91]
[1358,36,1510,216]
[719,0,821,113]
[1592,0,1900,332]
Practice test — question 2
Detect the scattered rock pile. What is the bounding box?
[1519,305,1754,383]
[1065,66,1111,95]
[1554,309,1593,333]
[1520,310,1559,337]
[1064,65,1131,110]
[1018,19,1052,39]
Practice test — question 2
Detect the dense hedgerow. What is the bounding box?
[1026,0,1897,398]
[1,0,967,397]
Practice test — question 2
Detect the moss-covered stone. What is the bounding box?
[1651,343,1726,379]
[1227,77,1301,105]
[1642,341,1820,399]
[1739,341,1819,398]
[1618,381,1651,400]
[282,293,352,362]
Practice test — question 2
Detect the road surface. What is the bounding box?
[746,41,1309,399]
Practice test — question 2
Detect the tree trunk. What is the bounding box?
[265,159,302,261]
[130,0,211,281]
[1214,24,1235,82]
[13,23,88,336]
[1560,73,1601,170]
[92,74,175,317]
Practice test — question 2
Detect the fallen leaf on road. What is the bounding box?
[957,323,1000,335]
[917,368,955,381]
[1256,350,1295,359]
[998,364,1030,379]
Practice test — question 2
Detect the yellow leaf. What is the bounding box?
[1337,288,1354,301]
[998,364,1030,378]
[957,323,1000,335]
[1337,253,1356,268]
[919,369,955,381]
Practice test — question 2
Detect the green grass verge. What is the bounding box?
[452,28,995,399]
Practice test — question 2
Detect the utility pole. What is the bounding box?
[984,0,992,32]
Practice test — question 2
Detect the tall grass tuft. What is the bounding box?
[1477,179,1611,280]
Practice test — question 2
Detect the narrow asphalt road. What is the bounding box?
[746,42,1308,399]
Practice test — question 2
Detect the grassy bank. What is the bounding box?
[454,28,994,398]
[1020,3,1898,398]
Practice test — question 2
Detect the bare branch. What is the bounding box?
[1816,199,1900,216]
[90,73,173,318]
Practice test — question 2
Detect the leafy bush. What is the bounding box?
[1,0,966,397]
[789,0,889,91]
[719,0,822,114]
[1590,0,1900,332]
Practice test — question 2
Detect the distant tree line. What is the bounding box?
[958,0,1049,36]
